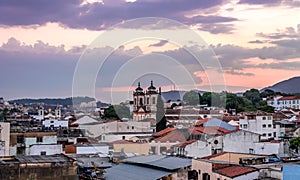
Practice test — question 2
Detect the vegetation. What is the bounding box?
[183,91,200,106]
[156,94,167,132]
[198,89,276,113]
[290,137,300,153]
[103,105,131,120]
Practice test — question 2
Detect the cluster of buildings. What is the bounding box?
[0,85,300,179]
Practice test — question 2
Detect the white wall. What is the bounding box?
[233,171,259,180]
[0,122,10,156]
[24,135,57,155]
[223,130,259,154]
[76,145,109,154]
[43,119,68,128]
[29,144,62,155]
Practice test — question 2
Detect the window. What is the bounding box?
[262,116,266,120]
[198,170,201,175]
[127,126,129,129]
[122,136,125,140]
[262,133,266,137]
[40,151,46,155]
[132,126,134,130]
[240,125,243,128]
[37,137,43,143]
[262,124,266,128]
[268,124,272,128]
[249,148,254,154]
[139,98,143,105]
[50,120,54,123]
[152,97,156,104]
[273,124,276,129]
[243,124,248,129]
[268,116,272,120]
[17,135,24,143]
[273,132,276,137]
[268,133,272,137]
[147,97,149,105]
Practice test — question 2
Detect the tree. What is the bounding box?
[243,88,261,106]
[156,94,167,132]
[290,137,300,153]
[104,105,130,120]
[183,91,200,106]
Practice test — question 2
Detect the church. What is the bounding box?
[133,81,161,121]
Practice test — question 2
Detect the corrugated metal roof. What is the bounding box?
[146,157,192,170]
[203,118,236,131]
[104,164,172,180]
[125,155,192,170]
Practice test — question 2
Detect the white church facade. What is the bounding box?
[133,81,161,121]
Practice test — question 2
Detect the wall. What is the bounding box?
[223,130,259,154]
[113,143,149,155]
[29,144,62,155]
[76,145,109,154]
[0,122,10,156]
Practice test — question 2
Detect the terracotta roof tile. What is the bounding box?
[214,165,257,178]
[153,127,175,136]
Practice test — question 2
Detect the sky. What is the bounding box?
[1,0,300,102]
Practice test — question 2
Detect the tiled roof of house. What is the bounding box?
[153,127,176,136]
[278,96,300,101]
[190,126,230,135]
[195,118,211,126]
[214,165,258,178]
[154,129,187,143]
[173,139,197,147]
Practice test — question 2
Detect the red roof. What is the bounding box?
[153,127,176,136]
[154,129,187,143]
[195,118,211,126]
[202,152,228,159]
[279,96,299,101]
[174,139,197,147]
[191,126,230,135]
[214,165,257,178]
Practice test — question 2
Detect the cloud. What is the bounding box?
[238,0,282,5]
[224,69,254,76]
[148,40,168,47]
[198,23,235,34]
[0,0,238,34]
[248,40,265,44]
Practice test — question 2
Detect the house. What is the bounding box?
[77,120,153,142]
[192,158,259,180]
[42,119,68,129]
[10,131,57,155]
[239,111,277,140]
[150,128,190,155]
[0,122,10,156]
[267,96,300,110]
[28,144,62,155]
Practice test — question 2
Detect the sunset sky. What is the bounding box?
[1,0,300,102]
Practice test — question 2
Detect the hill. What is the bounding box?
[262,76,300,94]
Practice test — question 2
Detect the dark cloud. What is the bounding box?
[198,23,235,34]
[0,0,238,34]
[224,69,254,76]
[238,0,282,5]
[149,40,169,47]
[248,40,265,44]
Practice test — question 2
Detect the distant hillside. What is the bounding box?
[10,96,96,107]
[262,76,300,94]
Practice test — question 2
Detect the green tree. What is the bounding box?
[244,88,261,106]
[156,94,167,132]
[104,105,130,120]
[183,91,200,106]
[290,137,300,153]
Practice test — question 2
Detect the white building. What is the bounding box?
[29,144,62,155]
[42,119,68,129]
[0,122,10,156]
[239,111,277,140]
[74,144,109,154]
[132,81,160,121]
[78,120,153,142]
[267,96,300,110]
